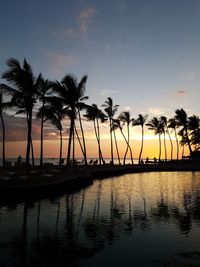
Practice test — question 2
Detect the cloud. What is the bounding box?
[78,8,95,33]
[176,90,187,96]
[148,107,164,116]
[42,49,77,65]
[0,112,68,142]
[100,89,118,97]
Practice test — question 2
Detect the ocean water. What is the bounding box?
[0,171,200,266]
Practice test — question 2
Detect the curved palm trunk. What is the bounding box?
[78,110,87,165]
[93,119,101,165]
[59,128,63,165]
[109,118,114,165]
[123,125,129,165]
[174,128,179,160]
[163,132,167,161]
[139,126,144,164]
[0,112,6,167]
[113,129,121,165]
[75,125,85,157]
[120,128,134,164]
[96,118,104,164]
[67,113,75,166]
[167,127,173,160]
[185,127,193,155]
[158,134,162,162]
[128,125,134,164]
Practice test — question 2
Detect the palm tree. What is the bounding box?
[36,75,51,166]
[37,96,66,165]
[84,104,106,164]
[102,97,119,165]
[175,108,193,155]
[111,119,121,164]
[179,129,188,159]
[188,115,200,150]
[160,116,167,161]
[51,74,88,166]
[118,111,134,164]
[0,92,8,167]
[168,118,179,160]
[146,117,162,162]
[132,114,148,164]
[0,58,38,165]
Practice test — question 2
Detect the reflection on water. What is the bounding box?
[0,172,200,266]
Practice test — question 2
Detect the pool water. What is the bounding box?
[0,171,200,266]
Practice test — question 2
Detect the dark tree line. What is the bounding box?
[0,58,199,167]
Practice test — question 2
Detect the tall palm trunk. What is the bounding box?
[139,126,144,164]
[109,118,114,165]
[96,118,104,164]
[93,119,101,165]
[40,105,44,166]
[123,125,129,165]
[59,128,63,165]
[67,113,75,166]
[182,144,185,159]
[75,125,85,157]
[158,134,162,162]
[0,112,5,167]
[72,127,75,164]
[163,132,167,161]
[26,110,32,165]
[31,138,35,166]
[174,128,179,160]
[78,110,87,165]
[113,129,121,164]
[120,128,134,164]
[167,127,173,160]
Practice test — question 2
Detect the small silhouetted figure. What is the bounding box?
[17,155,22,166]
[154,157,157,163]
[141,159,144,164]
[145,157,149,164]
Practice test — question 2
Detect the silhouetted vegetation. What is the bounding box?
[0,58,200,166]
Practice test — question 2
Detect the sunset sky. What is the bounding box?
[0,0,200,159]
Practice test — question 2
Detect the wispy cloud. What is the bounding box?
[100,89,118,97]
[176,89,187,96]
[78,7,95,34]
[57,7,95,40]
[148,107,164,116]
[42,49,77,65]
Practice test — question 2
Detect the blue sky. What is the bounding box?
[1,0,200,159]
[1,0,200,118]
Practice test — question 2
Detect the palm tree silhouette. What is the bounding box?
[188,115,200,150]
[175,108,193,155]
[102,97,119,165]
[0,92,8,167]
[36,75,51,166]
[146,117,162,162]
[37,96,66,165]
[84,104,107,165]
[0,58,38,165]
[52,74,88,166]
[179,129,188,158]
[168,118,179,160]
[118,111,134,165]
[112,119,133,164]
[132,114,148,164]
